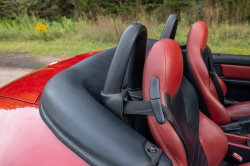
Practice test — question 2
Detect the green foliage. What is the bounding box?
[1,14,250,56]
[1,0,250,56]
[1,0,250,24]
[0,0,76,20]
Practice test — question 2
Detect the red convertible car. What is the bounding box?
[1,14,250,166]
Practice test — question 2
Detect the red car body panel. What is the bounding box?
[0,51,101,103]
[0,51,101,165]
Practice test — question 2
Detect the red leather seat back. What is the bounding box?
[186,21,230,125]
[143,39,228,166]
[143,39,187,166]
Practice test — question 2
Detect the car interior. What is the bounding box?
[39,14,250,166]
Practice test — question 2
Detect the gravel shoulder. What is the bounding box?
[0,52,63,87]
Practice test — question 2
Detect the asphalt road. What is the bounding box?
[0,52,62,88]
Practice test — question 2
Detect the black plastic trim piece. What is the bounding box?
[228,145,250,162]
[150,77,161,99]
[150,77,165,124]
[160,14,179,40]
[222,78,250,86]
[213,53,250,66]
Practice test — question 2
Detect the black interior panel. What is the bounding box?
[213,53,250,66]
[227,145,250,162]
[180,46,189,79]
[213,53,250,102]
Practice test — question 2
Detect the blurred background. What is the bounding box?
[1,0,250,56]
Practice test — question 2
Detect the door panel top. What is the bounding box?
[221,64,250,79]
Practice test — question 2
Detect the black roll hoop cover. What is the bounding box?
[101,23,147,119]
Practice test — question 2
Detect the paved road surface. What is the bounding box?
[0,52,62,88]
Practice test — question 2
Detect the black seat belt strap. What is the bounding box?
[206,46,224,105]
[123,100,179,125]
[123,101,154,115]
[123,100,182,138]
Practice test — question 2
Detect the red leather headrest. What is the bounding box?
[143,39,183,104]
[187,21,208,52]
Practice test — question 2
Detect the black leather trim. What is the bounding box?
[170,76,208,165]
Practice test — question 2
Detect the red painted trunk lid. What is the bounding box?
[0,51,101,104]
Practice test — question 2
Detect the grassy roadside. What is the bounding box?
[1,39,249,57]
[0,15,250,57]
[0,40,116,57]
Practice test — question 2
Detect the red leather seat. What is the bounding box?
[142,38,250,166]
[186,21,250,126]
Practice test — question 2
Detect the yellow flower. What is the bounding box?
[0,24,2,27]
[48,30,51,32]
[12,20,15,24]
[35,23,49,34]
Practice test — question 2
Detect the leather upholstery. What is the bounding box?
[142,38,183,103]
[146,116,188,166]
[185,21,250,126]
[221,64,250,79]
[199,112,228,166]
[186,21,230,125]
[227,101,250,121]
[143,39,231,166]
[143,39,187,166]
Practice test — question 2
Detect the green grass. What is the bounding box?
[0,40,116,57]
[209,43,250,55]
[0,15,250,57]
[1,39,249,57]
